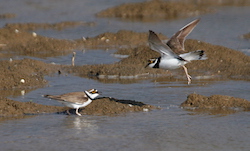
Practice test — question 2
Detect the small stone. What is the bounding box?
[20,79,25,83]
[32,32,37,37]
[15,29,19,33]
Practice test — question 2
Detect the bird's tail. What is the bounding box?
[44,94,50,98]
[179,50,207,62]
[44,94,57,99]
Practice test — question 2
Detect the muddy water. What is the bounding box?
[1,0,250,151]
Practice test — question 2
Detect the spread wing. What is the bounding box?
[148,30,180,59]
[167,19,200,54]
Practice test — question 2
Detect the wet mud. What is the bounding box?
[77,97,155,116]
[0,13,16,19]
[4,21,95,31]
[0,27,75,58]
[242,32,250,40]
[96,0,212,21]
[0,97,65,117]
[0,96,155,120]
[181,93,250,115]
[0,59,59,90]
[96,0,250,22]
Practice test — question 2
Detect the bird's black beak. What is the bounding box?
[145,63,150,68]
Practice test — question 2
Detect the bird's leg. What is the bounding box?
[72,52,76,66]
[66,109,71,115]
[182,65,192,85]
[75,108,82,116]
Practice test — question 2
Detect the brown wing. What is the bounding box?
[167,19,200,55]
[45,92,88,104]
[148,30,179,59]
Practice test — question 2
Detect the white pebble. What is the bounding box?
[20,79,25,83]
[32,32,37,37]
[15,29,19,33]
[100,37,106,41]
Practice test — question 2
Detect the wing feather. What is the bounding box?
[148,30,179,59]
[167,19,200,54]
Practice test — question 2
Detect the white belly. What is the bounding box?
[62,99,92,109]
[159,58,186,69]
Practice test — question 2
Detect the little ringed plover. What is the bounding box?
[45,89,100,116]
[146,19,207,85]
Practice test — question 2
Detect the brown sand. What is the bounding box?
[242,32,250,40]
[96,0,211,21]
[79,97,156,116]
[181,93,250,115]
[96,0,250,22]
[0,13,16,19]
[0,59,59,90]
[4,21,95,31]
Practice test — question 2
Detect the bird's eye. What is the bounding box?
[148,59,155,63]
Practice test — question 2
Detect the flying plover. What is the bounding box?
[146,19,207,84]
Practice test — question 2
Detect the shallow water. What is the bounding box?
[5,76,250,151]
[1,0,250,151]
[1,110,250,151]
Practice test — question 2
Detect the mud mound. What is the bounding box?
[76,30,151,49]
[0,97,155,118]
[96,0,211,21]
[0,21,96,58]
[96,0,250,22]
[242,32,250,40]
[183,39,250,80]
[0,59,59,90]
[0,13,16,19]
[65,45,170,81]
[67,31,250,82]
[4,21,95,31]
[0,97,65,117]
[181,93,250,111]
[0,27,76,58]
[80,97,155,115]
[187,0,250,6]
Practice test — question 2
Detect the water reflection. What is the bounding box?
[0,88,35,98]
[45,49,119,65]
[63,116,98,135]
[184,108,240,116]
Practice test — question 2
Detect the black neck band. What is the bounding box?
[153,57,161,68]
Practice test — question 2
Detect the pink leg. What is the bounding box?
[75,108,82,116]
[182,65,192,85]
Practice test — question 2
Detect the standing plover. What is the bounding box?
[146,19,207,84]
[45,89,100,116]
